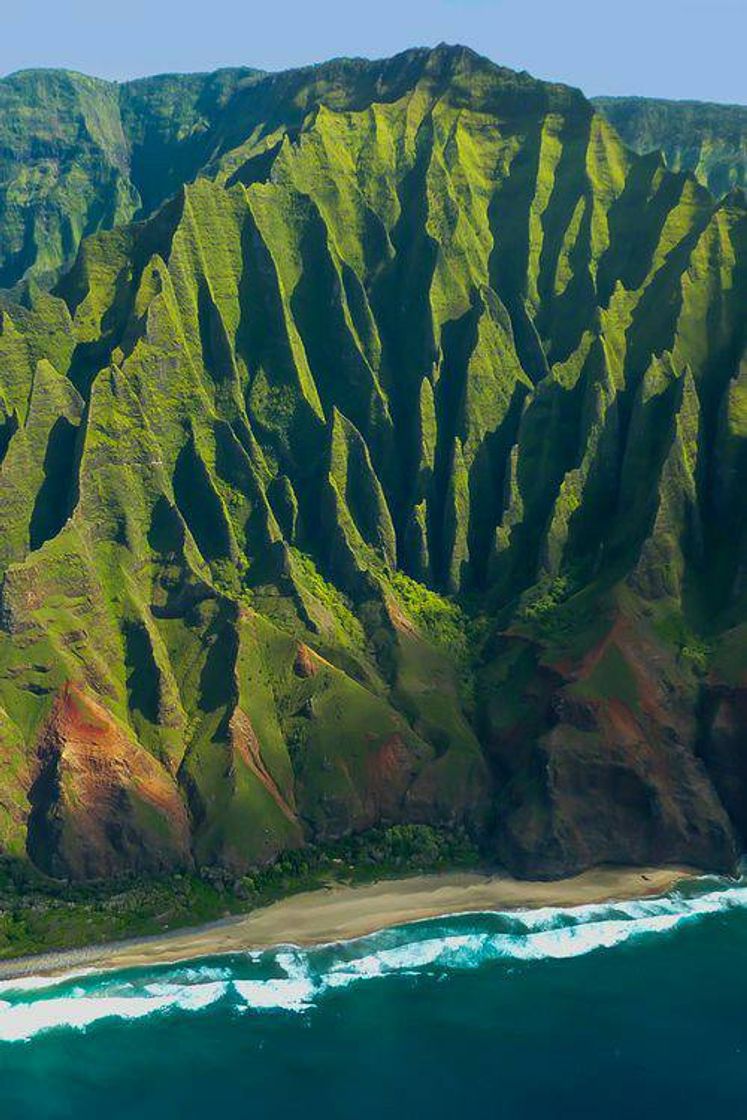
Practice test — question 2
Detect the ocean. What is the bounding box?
[2,872,747,1118]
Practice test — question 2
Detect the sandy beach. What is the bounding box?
[0,864,695,981]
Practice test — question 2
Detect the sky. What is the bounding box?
[1,0,746,104]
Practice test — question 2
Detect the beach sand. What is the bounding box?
[0,864,695,981]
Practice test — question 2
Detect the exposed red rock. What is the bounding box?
[364,733,414,818]
[487,617,739,878]
[293,643,319,679]
[228,707,298,824]
[384,597,418,637]
[27,683,191,880]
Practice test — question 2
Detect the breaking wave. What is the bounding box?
[2,873,746,1042]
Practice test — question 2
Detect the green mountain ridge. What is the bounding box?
[0,64,260,287]
[0,44,746,888]
[594,95,747,197]
[0,47,585,291]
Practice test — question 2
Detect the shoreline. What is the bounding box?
[0,864,696,982]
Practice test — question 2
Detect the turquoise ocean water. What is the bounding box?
[3,872,747,1118]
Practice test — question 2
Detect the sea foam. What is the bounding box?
[0,981,229,1043]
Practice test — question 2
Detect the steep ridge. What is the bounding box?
[0,45,745,882]
[594,96,747,197]
[0,66,259,288]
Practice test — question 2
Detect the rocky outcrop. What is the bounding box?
[485,619,740,876]
[26,684,191,879]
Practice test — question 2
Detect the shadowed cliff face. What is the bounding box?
[0,45,746,881]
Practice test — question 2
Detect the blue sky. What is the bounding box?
[3,0,745,103]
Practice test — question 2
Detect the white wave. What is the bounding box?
[494,912,685,960]
[233,901,718,1008]
[0,962,232,1002]
[295,881,747,996]
[503,882,747,934]
[0,968,95,997]
[0,981,228,1043]
[233,951,317,1012]
[324,934,482,986]
[232,976,317,1012]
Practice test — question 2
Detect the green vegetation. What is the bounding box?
[519,576,573,624]
[0,67,259,289]
[595,96,746,197]
[0,826,480,959]
[389,571,469,660]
